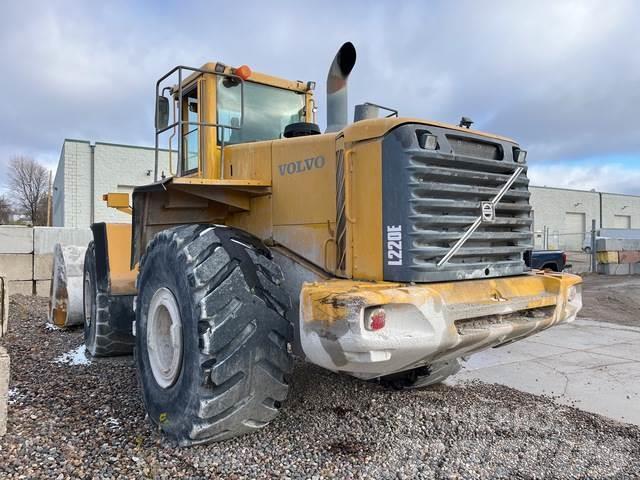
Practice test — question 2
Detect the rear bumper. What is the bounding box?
[299,271,582,379]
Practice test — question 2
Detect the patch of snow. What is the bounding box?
[44,323,61,331]
[8,388,27,405]
[55,345,92,366]
[106,417,121,430]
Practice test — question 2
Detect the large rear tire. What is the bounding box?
[135,225,293,446]
[83,241,135,356]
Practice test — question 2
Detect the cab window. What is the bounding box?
[217,78,305,144]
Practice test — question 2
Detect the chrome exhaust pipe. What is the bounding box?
[326,42,357,133]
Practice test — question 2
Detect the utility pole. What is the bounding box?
[47,170,52,227]
[591,219,597,273]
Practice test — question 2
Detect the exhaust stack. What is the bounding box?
[326,42,357,133]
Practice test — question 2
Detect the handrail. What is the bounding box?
[154,65,245,181]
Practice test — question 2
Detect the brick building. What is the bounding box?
[52,139,171,227]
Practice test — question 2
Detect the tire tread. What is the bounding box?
[137,225,292,445]
[84,242,134,357]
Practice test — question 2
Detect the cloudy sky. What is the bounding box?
[1,0,639,193]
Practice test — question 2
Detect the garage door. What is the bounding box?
[564,212,585,250]
[614,215,631,229]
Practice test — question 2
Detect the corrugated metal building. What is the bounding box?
[530,186,640,250]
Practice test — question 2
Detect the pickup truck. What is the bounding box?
[525,250,568,272]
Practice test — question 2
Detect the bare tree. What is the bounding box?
[0,195,12,224]
[8,156,49,225]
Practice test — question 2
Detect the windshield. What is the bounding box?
[217,78,306,144]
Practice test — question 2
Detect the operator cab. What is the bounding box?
[154,63,317,180]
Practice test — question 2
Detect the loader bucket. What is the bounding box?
[49,244,87,328]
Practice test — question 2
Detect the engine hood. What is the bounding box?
[342,117,517,145]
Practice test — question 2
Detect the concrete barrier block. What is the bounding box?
[33,227,92,254]
[0,254,33,281]
[618,251,640,264]
[597,263,632,275]
[7,280,33,296]
[0,277,7,337]
[596,251,618,264]
[32,228,91,281]
[35,280,51,297]
[596,238,640,252]
[0,347,8,437]
[0,226,33,254]
[33,254,53,280]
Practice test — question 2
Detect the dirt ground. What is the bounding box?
[578,274,640,327]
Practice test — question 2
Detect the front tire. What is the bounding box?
[135,225,292,446]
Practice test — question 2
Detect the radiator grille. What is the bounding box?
[382,123,533,282]
[409,146,532,273]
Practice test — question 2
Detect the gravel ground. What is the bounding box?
[1,295,640,479]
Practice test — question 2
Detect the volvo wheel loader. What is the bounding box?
[82,42,583,445]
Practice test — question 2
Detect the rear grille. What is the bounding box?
[409,151,532,270]
[382,124,533,283]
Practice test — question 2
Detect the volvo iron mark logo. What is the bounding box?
[481,201,496,223]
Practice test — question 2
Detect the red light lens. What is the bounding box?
[235,65,252,80]
[367,309,386,331]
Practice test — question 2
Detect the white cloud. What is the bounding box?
[0,0,639,195]
[529,162,640,195]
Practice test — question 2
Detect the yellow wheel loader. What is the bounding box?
[81,42,582,445]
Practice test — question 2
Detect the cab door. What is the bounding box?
[180,83,200,176]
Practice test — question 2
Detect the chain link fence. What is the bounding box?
[533,220,597,274]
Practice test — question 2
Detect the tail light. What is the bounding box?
[365,308,386,331]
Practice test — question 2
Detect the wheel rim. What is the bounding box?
[84,276,93,328]
[147,287,183,389]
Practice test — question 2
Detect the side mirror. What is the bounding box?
[156,96,169,130]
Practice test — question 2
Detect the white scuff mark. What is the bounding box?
[106,417,121,430]
[44,323,61,331]
[55,344,92,366]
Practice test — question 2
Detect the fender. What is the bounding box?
[90,222,138,296]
